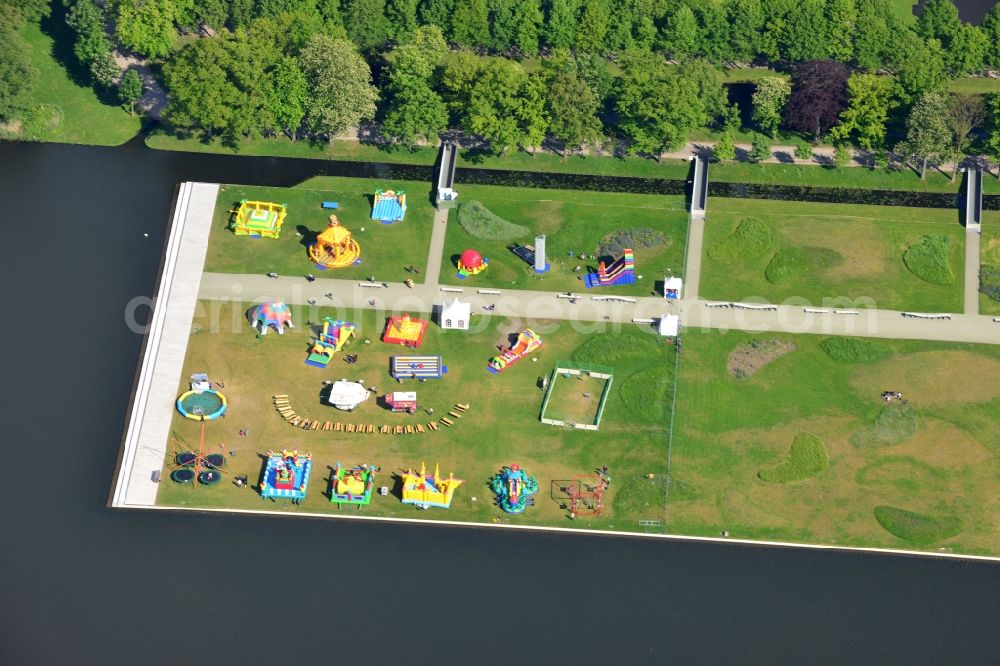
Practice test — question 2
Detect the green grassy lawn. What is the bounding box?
[669,329,1000,555]
[14,21,140,145]
[980,212,1000,315]
[889,0,918,24]
[205,179,435,283]
[156,302,675,531]
[436,185,689,296]
[698,198,965,312]
[947,77,1000,94]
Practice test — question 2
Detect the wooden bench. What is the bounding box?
[405,425,414,434]
[289,417,301,426]
[416,424,425,433]
[334,422,343,432]
[455,403,470,411]
[273,394,289,400]
[440,417,454,427]
[366,424,375,434]
[380,425,390,434]
[346,423,356,433]
[448,411,462,419]
[394,425,404,435]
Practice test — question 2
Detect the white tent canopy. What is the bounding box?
[439,298,471,330]
[325,380,370,411]
[658,314,679,337]
[663,276,683,299]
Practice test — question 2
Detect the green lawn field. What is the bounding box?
[156,302,676,530]
[13,21,140,145]
[205,179,435,284]
[981,211,1000,316]
[437,184,689,296]
[698,198,965,312]
[668,329,1000,555]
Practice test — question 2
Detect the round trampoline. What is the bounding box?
[198,471,222,485]
[171,469,195,483]
[176,389,228,420]
[204,453,225,469]
[176,451,197,467]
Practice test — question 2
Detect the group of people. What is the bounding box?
[881,391,905,403]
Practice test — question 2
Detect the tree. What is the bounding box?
[829,73,895,150]
[714,132,735,161]
[727,0,764,62]
[417,0,454,34]
[544,0,579,49]
[263,56,308,138]
[660,5,698,60]
[342,0,391,51]
[386,0,419,39]
[164,36,244,139]
[986,94,1000,178]
[695,2,734,62]
[116,0,177,59]
[784,59,849,139]
[615,51,700,157]
[575,0,610,53]
[119,69,144,114]
[464,59,546,153]
[676,59,726,128]
[948,25,988,76]
[824,0,856,63]
[853,0,893,71]
[781,0,828,62]
[66,0,110,67]
[545,69,602,156]
[89,51,122,88]
[508,0,544,54]
[748,134,770,162]
[751,76,790,138]
[382,78,448,147]
[983,4,1000,71]
[891,32,947,104]
[948,93,986,155]
[451,0,490,47]
[299,35,379,141]
[575,51,614,105]
[833,142,851,168]
[896,91,953,180]
[916,0,960,43]
[437,50,482,121]
[0,5,35,121]
[722,103,741,132]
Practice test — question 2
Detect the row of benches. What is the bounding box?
[272,395,470,433]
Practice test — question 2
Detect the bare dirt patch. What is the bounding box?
[727,339,797,378]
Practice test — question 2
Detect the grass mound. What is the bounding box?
[613,475,668,516]
[980,264,1000,303]
[620,366,674,422]
[850,402,917,449]
[874,506,963,544]
[572,333,659,364]
[764,246,842,283]
[707,218,773,264]
[757,433,828,483]
[597,228,668,258]
[819,336,893,363]
[903,234,954,285]
[456,200,529,240]
[727,338,796,378]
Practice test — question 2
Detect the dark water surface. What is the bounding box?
[2,140,999,664]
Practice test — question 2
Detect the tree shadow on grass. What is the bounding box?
[41,6,120,107]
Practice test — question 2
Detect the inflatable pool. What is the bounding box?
[176,389,227,420]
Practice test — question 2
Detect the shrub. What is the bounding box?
[758,433,828,483]
[456,201,528,240]
[748,134,771,162]
[708,218,774,264]
[794,142,813,160]
[903,234,954,285]
[764,246,842,283]
[819,336,893,363]
[850,402,917,448]
[714,132,735,161]
[597,228,668,258]
[980,264,1000,303]
[874,506,962,544]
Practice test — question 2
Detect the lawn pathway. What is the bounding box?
[423,207,449,286]
[966,227,982,315]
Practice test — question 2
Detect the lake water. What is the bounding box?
[2,139,999,663]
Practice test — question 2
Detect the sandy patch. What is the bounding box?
[727,339,797,378]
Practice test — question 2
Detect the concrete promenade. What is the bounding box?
[965,227,982,316]
[422,207,449,285]
[111,182,219,508]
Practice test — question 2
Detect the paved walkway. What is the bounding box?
[423,207,449,285]
[965,227,982,315]
[683,213,705,301]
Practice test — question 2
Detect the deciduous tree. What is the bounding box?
[782,0,828,62]
[451,0,490,47]
[465,59,546,154]
[891,32,947,104]
[983,4,1000,71]
[829,73,895,150]
[544,68,602,156]
[116,0,177,59]
[119,69,144,114]
[986,94,1000,178]
[784,59,849,139]
[417,0,454,33]
[342,0,391,51]
[382,78,448,147]
[89,51,122,88]
[299,35,379,140]
[896,90,953,180]
[544,0,579,49]
[0,5,35,121]
[713,132,735,161]
[751,76,790,138]
[575,0,610,53]
[615,50,700,157]
[748,134,770,162]
[659,5,697,60]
